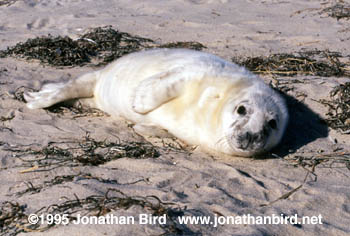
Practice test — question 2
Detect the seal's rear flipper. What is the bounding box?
[24,71,98,109]
[132,67,186,114]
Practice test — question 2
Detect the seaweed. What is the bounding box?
[320,2,350,20]
[5,134,160,172]
[45,102,106,118]
[0,26,152,66]
[159,41,206,51]
[78,26,154,65]
[0,201,27,235]
[288,152,350,170]
[2,190,186,235]
[320,82,350,133]
[291,1,350,21]
[0,113,15,122]
[0,67,8,76]
[10,173,149,197]
[11,175,75,197]
[260,172,308,207]
[0,35,91,66]
[233,50,350,77]
[0,0,17,7]
[0,26,205,67]
[262,151,350,207]
[13,86,36,102]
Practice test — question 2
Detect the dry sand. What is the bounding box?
[1,0,350,235]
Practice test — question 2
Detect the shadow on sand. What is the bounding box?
[271,92,329,157]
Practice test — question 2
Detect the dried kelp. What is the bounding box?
[233,50,350,77]
[0,36,92,66]
[11,175,75,197]
[78,26,154,65]
[3,190,185,235]
[286,152,350,172]
[0,201,26,235]
[0,26,205,67]
[0,26,153,66]
[1,189,187,235]
[321,82,350,133]
[5,135,160,171]
[46,102,106,118]
[11,173,148,197]
[291,2,350,21]
[13,86,36,102]
[260,171,309,207]
[159,41,206,51]
[262,151,350,207]
[320,2,350,20]
[0,0,17,6]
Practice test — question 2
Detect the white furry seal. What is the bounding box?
[24,49,288,157]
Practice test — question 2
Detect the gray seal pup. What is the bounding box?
[24,48,288,157]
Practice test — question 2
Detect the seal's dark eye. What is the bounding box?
[237,106,246,116]
[268,119,277,129]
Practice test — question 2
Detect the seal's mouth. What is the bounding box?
[228,123,271,155]
[236,131,267,151]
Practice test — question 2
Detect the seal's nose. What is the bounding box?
[238,129,269,150]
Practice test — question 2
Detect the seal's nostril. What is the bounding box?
[246,132,252,142]
[252,133,258,142]
[268,119,277,129]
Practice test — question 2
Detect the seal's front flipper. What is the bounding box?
[132,67,186,114]
[24,71,98,109]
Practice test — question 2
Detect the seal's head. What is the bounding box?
[220,89,288,157]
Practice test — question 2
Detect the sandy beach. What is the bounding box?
[1,0,350,235]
